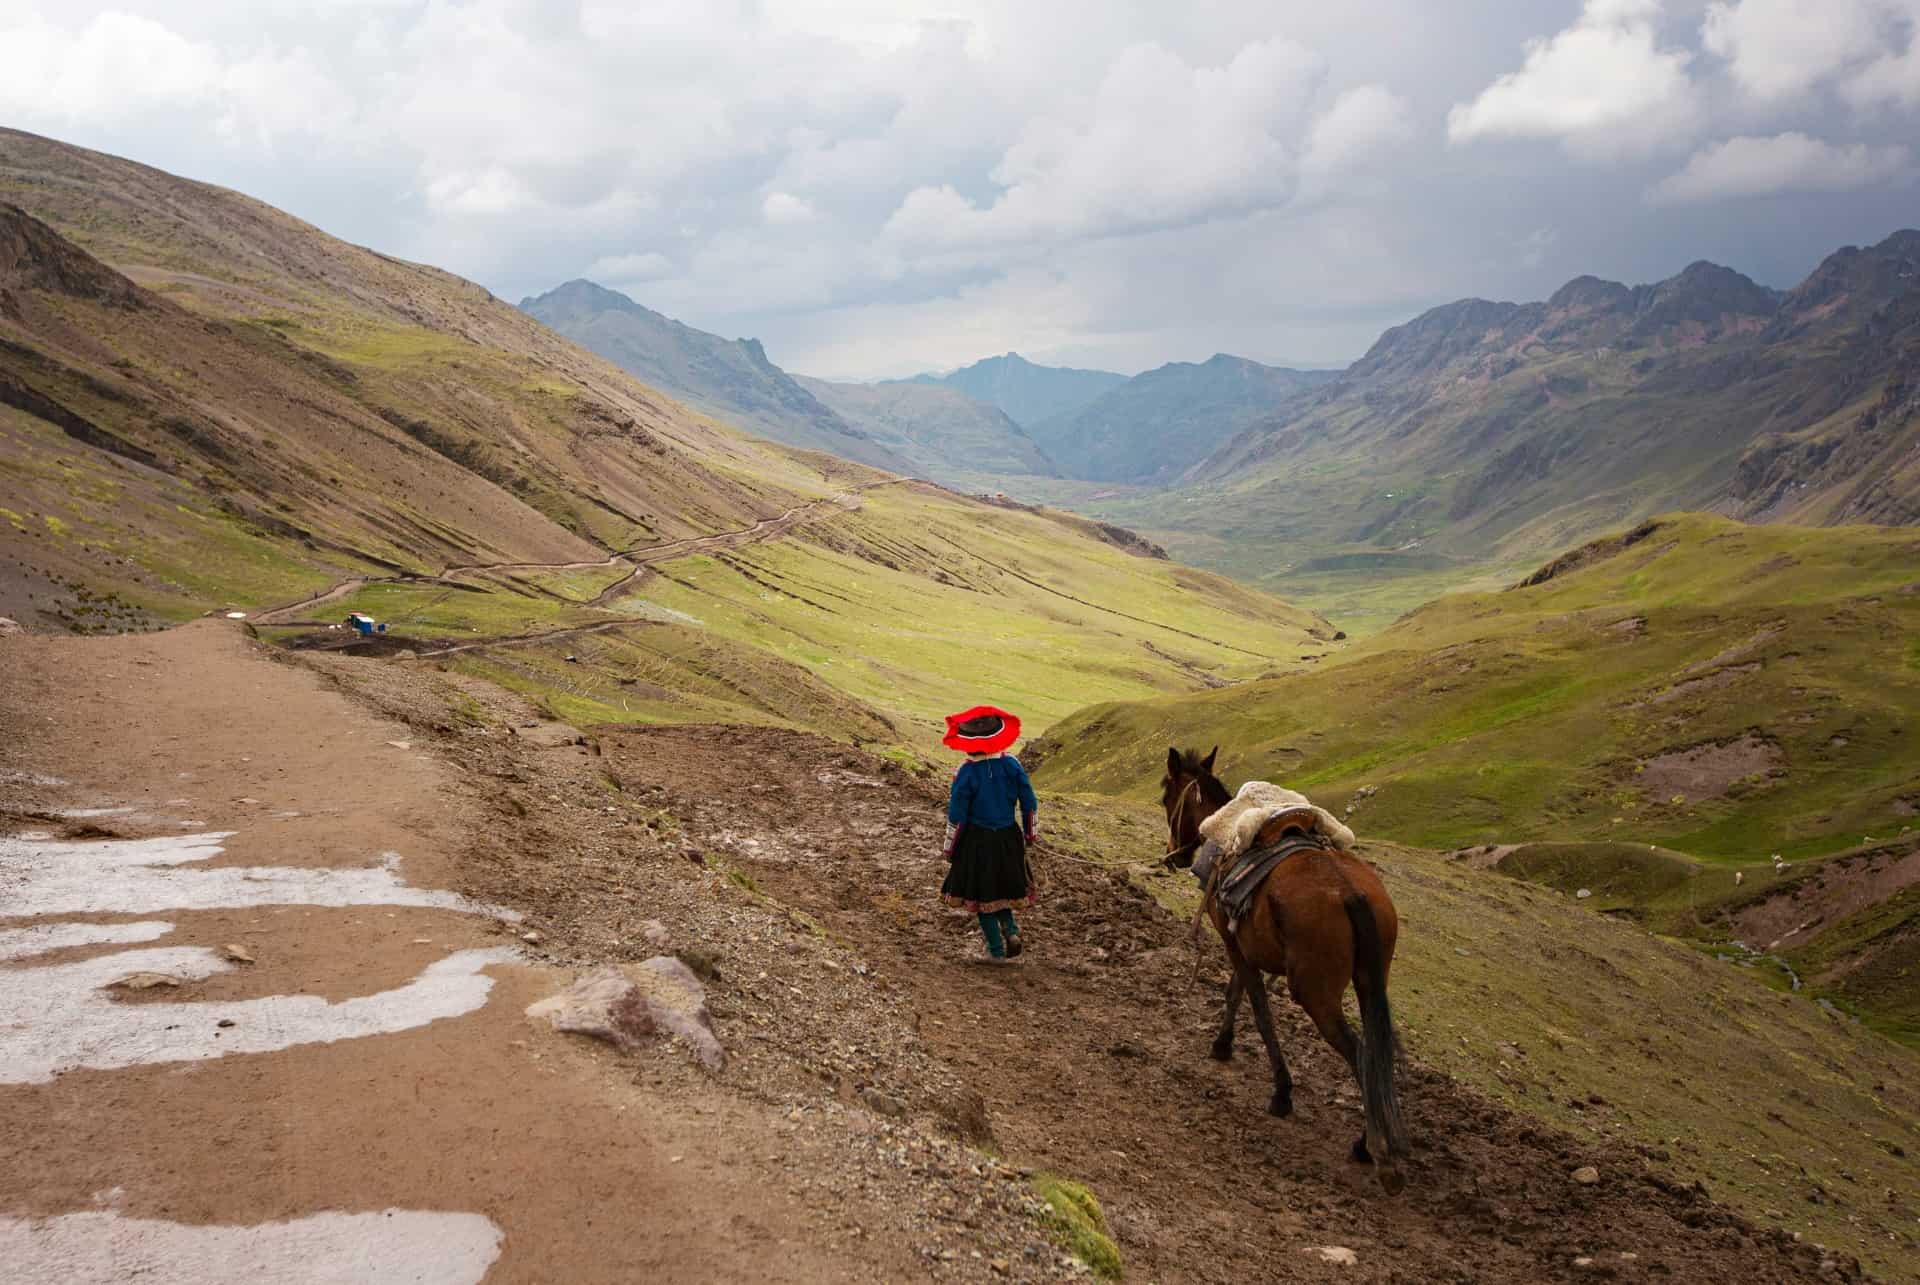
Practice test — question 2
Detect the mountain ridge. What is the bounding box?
[1069,229,1920,624]
[519,278,912,472]
[894,351,1126,427]
[1026,352,1337,484]
[793,374,1057,482]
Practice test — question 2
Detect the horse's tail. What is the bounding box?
[1344,892,1407,1189]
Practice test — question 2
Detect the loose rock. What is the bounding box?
[1572,1166,1601,1185]
[526,957,725,1070]
[111,972,181,990]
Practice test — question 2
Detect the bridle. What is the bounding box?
[1159,775,1190,856]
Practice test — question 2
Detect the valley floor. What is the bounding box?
[0,623,1895,1282]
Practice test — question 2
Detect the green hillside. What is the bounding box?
[1033,514,1920,1036]
[1035,514,1919,857]
[0,129,1327,750]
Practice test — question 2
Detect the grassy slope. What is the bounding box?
[1036,514,1920,859]
[0,128,856,625]
[288,483,1331,749]
[1034,513,1920,1052]
[1,131,1331,748]
[1038,798,1918,1278]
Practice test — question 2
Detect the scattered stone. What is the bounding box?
[1571,1165,1601,1185]
[860,1087,907,1118]
[1574,1257,1596,1268]
[640,919,671,947]
[215,1018,235,1029]
[1305,1246,1358,1266]
[220,943,255,964]
[1575,888,1593,900]
[385,740,412,751]
[0,616,23,636]
[111,972,181,990]
[521,930,544,945]
[526,958,725,1070]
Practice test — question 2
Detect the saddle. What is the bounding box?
[1205,810,1328,933]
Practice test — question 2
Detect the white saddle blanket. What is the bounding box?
[1198,781,1354,864]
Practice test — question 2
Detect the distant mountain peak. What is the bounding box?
[518,278,653,317]
[520,281,910,470]
[897,351,1127,427]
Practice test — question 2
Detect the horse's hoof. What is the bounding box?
[1377,1165,1406,1195]
[1209,1035,1234,1062]
[1268,1092,1293,1118]
[1349,1136,1372,1164]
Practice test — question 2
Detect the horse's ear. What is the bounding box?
[1167,746,1182,778]
[1202,746,1218,775]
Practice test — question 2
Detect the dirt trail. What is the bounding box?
[575,726,1861,1285]
[0,622,1055,1283]
[1,628,1869,1283]
[252,485,884,626]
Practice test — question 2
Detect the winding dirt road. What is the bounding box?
[0,622,1022,1283]
[252,486,881,627]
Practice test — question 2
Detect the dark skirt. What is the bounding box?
[941,825,1034,913]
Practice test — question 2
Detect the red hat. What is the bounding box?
[942,705,1022,754]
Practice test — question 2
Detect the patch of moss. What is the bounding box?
[1031,1174,1122,1280]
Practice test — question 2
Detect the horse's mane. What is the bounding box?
[1163,747,1231,809]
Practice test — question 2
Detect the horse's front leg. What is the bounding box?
[1211,970,1245,1061]
[1240,964,1295,1117]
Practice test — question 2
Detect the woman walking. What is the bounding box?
[939,705,1038,963]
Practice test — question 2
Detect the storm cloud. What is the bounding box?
[2,0,1915,377]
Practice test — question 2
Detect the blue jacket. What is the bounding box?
[947,754,1038,832]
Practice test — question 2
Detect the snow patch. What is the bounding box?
[0,920,173,960]
[0,1208,501,1284]
[0,770,66,786]
[0,945,519,1083]
[0,832,520,919]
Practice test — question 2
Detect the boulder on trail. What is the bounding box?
[526,957,725,1070]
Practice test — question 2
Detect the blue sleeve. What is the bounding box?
[946,764,974,826]
[1010,757,1038,819]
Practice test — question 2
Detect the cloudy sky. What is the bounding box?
[2,1,1916,377]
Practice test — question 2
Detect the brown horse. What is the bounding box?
[1162,747,1409,1193]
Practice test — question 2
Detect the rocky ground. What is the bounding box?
[304,643,1872,1283]
[0,621,1876,1282]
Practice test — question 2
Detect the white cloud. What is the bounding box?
[0,11,220,119]
[1841,1,1920,109]
[1701,0,1887,101]
[1648,131,1912,202]
[1,1,1916,378]
[1301,84,1415,180]
[1448,0,1699,158]
[880,39,1337,251]
[762,191,817,223]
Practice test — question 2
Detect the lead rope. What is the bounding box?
[1167,777,1228,983]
